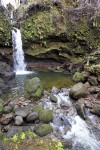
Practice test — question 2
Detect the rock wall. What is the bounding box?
[0,0,100,72]
[18,0,100,62]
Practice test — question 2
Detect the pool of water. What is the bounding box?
[4,71,75,99]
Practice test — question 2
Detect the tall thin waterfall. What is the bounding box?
[1,0,20,9]
[12,28,26,74]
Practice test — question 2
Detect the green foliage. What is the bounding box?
[57,142,64,150]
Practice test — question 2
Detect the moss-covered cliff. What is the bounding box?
[0,9,11,46]
[19,0,100,60]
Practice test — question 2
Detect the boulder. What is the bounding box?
[26,112,38,122]
[69,83,87,100]
[35,124,53,136]
[88,76,98,86]
[15,116,23,126]
[24,77,43,99]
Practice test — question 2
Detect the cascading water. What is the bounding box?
[43,89,100,150]
[12,28,27,74]
[12,28,34,75]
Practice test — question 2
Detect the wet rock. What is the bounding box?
[91,104,100,117]
[73,71,89,82]
[15,116,23,126]
[35,124,53,136]
[75,99,86,120]
[50,93,58,103]
[53,115,62,127]
[24,77,43,99]
[3,105,13,114]
[26,112,38,122]
[0,113,13,125]
[14,108,30,118]
[69,83,87,100]
[88,76,98,86]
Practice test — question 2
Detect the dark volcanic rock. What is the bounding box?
[26,112,38,122]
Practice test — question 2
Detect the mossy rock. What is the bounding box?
[24,77,43,99]
[35,124,53,136]
[73,71,89,82]
[39,109,53,123]
[88,65,100,75]
[33,106,53,123]
[0,12,11,46]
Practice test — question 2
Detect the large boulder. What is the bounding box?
[69,82,87,100]
[24,77,43,99]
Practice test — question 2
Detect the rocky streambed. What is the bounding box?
[0,72,100,150]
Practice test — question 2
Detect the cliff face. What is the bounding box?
[0,6,11,46]
[18,0,100,62]
[0,0,100,72]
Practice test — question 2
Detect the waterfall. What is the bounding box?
[12,28,26,73]
[12,28,33,75]
[1,0,20,9]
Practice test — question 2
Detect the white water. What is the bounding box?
[1,0,20,9]
[48,90,100,150]
[12,28,27,74]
